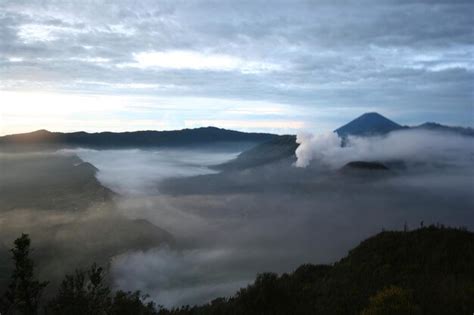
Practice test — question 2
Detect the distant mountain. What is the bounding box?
[213,112,472,171]
[335,112,405,137]
[0,127,277,149]
[215,113,406,171]
[413,122,474,136]
[214,135,298,171]
[216,112,406,170]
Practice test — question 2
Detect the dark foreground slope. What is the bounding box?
[163,227,474,315]
[1,227,472,314]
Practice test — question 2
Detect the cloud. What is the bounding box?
[184,119,305,131]
[111,247,251,307]
[100,131,473,307]
[295,129,474,169]
[295,132,342,167]
[120,50,282,73]
[0,92,304,135]
[110,157,474,307]
[3,136,472,308]
[1,0,473,133]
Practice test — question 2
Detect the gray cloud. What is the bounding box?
[1,0,473,128]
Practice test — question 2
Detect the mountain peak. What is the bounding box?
[359,112,386,119]
[335,112,403,137]
[32,129,52,135]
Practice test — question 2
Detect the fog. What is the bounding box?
[61,148,240,195]
[75,130,473,307]
[1,132,473,307]
[295,129,474,169]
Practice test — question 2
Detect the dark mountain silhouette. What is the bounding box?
[0,127,277,149]
[335,112,404,137]
[214,135,298,171]
[413,122,474,136]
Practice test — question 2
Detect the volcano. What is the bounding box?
[335,112,404,137]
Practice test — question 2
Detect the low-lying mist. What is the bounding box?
[1,130,473,308]
[77,130,474,307]
[62,148,240,195]
[295,129,474,169]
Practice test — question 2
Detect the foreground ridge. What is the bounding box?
[2,226,472,314]
[160,226,474,315]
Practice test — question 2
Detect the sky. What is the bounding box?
[0,0,473,136]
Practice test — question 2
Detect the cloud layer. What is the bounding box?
[1,0,473,134]
[101,130,474,307]
[295,129,474,169]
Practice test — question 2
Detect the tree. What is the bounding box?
[0,234,48,315]
[361,286,421,315]
[46,264,111,315]
[47,264,160,315]
[110,291,159,315]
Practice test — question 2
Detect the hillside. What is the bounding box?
[162,226,474,315]
[0,127,277,149]
[214,135,298,171]
[0,154,113,211]
[0,153,173,294]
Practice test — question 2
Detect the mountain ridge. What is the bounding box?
[413,122,474,136]
[0,127,277,149]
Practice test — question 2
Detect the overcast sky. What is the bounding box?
[0,0,473,135]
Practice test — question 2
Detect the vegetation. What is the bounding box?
[360,286,421,315]
[46,264,158,315]
[0,235,161,315]
[164,225,474,314]
[0,234,48,315]
[1,226,473,314]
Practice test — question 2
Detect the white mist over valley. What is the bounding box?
[25,123,469,307]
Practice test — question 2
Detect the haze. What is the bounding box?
[0,0,473,312]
